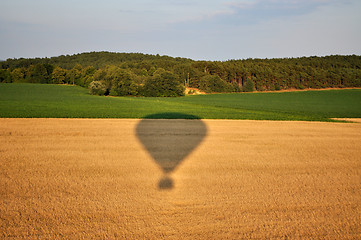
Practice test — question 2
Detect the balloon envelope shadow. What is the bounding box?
[136,113,207,190]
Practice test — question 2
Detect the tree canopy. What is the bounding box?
[1,52,360,97]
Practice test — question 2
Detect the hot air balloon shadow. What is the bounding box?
[136,113,207,190]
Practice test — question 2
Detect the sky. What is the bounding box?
[1,0,361,61]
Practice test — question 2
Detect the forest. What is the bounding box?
[1,52,360,97]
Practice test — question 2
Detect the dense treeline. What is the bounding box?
[1,52,360,97]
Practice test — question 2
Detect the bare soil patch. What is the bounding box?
[186,87,361,95]
[1,118,360,239]
[185,87,206,95]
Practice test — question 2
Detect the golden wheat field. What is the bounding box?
[1,118,360,239]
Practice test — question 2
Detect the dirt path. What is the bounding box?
[1,118,360,239]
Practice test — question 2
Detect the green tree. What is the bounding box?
[89,80,107,95]
[31,64,50,83]
[198,74,233,93]
[10,68,26,82]
[143,69,185,97]
[109,68,138,96]
[243,77,255,92]
[77,66,96,87]
[52,66,67,84]
[0,69,11,83]
[68,64,82,85]
[274,82,281,91]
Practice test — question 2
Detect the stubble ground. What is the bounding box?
[1,118,360,239]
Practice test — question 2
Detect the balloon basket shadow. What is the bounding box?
[158,175,174,190]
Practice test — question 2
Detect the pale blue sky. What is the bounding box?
[1,0,360,60]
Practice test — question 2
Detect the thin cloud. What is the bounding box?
[168,9,235,24]
[170,0,349,27]
[225,0,349,19]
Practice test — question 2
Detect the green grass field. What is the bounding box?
[1,83,360,121]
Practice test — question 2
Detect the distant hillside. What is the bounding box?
[1,52,360,96]
[1,52,193,69]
